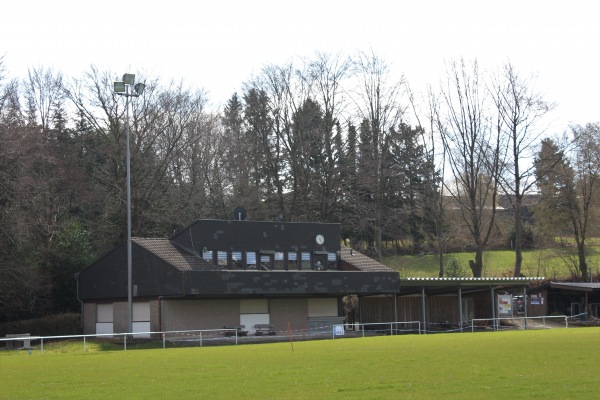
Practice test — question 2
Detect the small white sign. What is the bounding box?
[498,294,512,316]
[333,325,345,336]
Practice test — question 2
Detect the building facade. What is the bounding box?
[78,220,399,337]
[78,219,544,337]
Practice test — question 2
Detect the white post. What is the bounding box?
[458,287,463,332]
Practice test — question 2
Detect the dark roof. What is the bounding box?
[340,247,394,272]
[133,238,217,271]
[398,277,544,295]
[550,282,600,292]
[78,238,400,300]
[135,238,393,273]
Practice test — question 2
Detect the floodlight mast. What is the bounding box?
[113,73,144,338]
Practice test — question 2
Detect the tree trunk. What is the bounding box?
[577,241,588,281]
[513,193,523,277]
[469,250,483,277]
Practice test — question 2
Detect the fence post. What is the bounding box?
[124,333,127,351]
[84,336,86,353]
[162,333,166,349]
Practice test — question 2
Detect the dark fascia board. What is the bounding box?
[171,219,341,254]
[182,270,399,297]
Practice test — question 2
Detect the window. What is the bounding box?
[287,252,300,270]
[274,252,285,270]
[240,299,270,334]
[301,252,311,270]
[132,302,151,338]
[96,303,114,337]
[231,251,244,269]
[259,252,274,270]
[246,252,257,269]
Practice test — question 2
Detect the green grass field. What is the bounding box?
[1,328,599,399]
[383,246,600,278]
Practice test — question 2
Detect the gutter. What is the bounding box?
[74,273,84,332]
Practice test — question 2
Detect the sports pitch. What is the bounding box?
[1,328,599,399]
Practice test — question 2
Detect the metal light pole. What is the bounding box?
[114,74,145,335]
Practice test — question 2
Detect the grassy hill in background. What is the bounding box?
[382,246,600,279]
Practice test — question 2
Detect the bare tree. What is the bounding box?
[0,66,52,319]
[435,59,503,277]
[66,68,213,242]
[567,124,600,280]
[24,66,64,132]
[417,86,454,276]
[492,63,554,276]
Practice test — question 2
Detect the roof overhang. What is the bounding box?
[398,277,544,296]
[550,282,600,292]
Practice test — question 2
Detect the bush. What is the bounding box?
[445,258,467,277]
[0,313,81,337]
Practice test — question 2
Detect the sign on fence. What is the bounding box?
[333,325,345,336]
[498,294,512,316]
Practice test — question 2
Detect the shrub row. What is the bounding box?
[0,313,81,338]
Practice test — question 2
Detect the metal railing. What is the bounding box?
[3,315,587,353]
[0,329,236,353]
[470,314,586,332]
[349,321,422,337]
[1,322,424,353]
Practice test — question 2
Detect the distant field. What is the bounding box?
[1,328,598,399]
[383,246,600,278]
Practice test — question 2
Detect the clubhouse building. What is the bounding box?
[77,219,541,337]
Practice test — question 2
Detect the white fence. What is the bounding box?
[0,322,423,353]
[351,321,422,336]
[0,315,587,353]
[470,314,586,332]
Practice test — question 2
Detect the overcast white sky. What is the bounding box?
[2,0,598,133]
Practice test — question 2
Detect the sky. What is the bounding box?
[2,0,599,133]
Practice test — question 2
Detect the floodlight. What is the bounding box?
[114,71,142,338]
[134,82,145,95]
[114,81,126,93]
[123,73,135,85]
